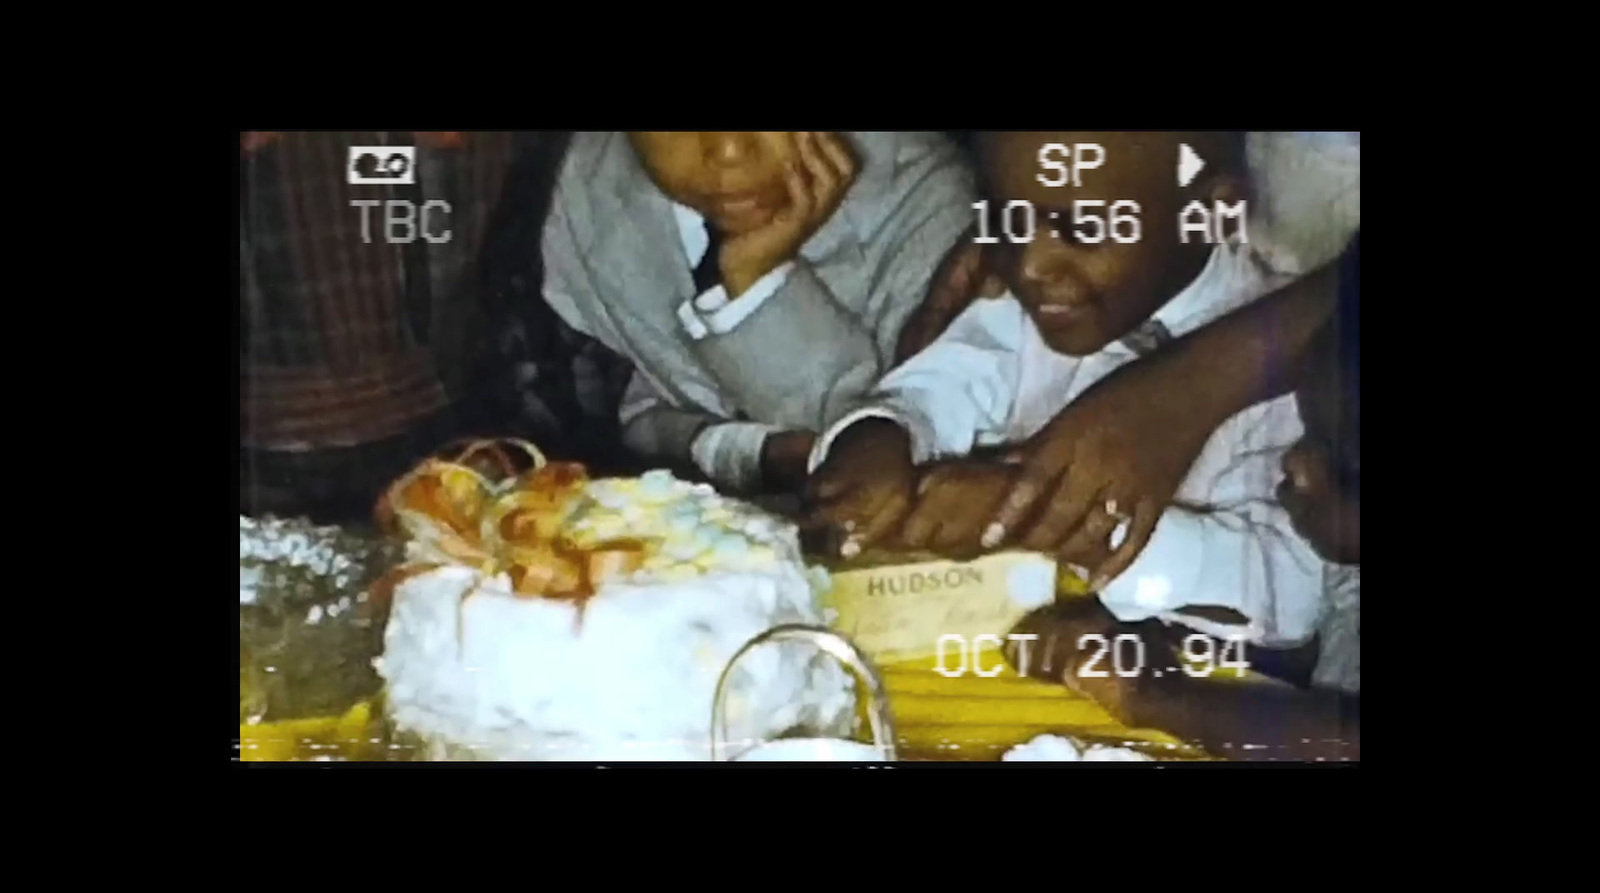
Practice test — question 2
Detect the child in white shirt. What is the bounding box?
[806,131,1325,648]
[1002,236,1360,760]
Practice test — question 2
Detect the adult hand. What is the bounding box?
[981,357,1217,588]
[895,236,1006,362]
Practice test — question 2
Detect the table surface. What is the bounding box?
[241,518,1216,762]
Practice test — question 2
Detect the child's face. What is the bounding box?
[976,132,1234,355]
[627,132,802,235]
[1278,329,1360,565]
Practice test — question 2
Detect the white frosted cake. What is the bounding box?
[372,440,855,761]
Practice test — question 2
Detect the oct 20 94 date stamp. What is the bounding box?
[1074,632,1251,680]
[931,630,1251,680]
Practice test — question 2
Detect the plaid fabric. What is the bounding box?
[240,131,514,449]
[240,131,643,521]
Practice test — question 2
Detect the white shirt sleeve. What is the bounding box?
[806,296,1029,472]
[1095,395,1326,648]
[689,421,786,492]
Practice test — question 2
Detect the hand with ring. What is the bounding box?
[979,471,1142,583]
[978,356,1217,588]
[1051,498,1137,581]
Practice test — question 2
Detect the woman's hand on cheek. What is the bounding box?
[896,238,1007,363]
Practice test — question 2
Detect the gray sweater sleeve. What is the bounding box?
[617,368,718,467]
[540,180,722,468]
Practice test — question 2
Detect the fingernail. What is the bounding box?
[1089,575,1108,591]
[840,539,861,559]
[981,523,1004,549]
[1109,520,1130,551]
[842,519,857,533]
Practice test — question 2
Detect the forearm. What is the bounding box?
[1016,603,1357,761]
[808,393,978,476]
[624,404,809,494]
[807,297,1024,473]
[1156,260,1338,425]
[620,403,716,467]
[618,365,751,486]
[1128,672,1359,762]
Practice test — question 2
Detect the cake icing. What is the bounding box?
[372,441,854,761]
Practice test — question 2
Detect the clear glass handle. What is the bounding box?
[710,623,897,762]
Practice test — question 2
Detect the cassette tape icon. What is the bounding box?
[348,146,416,185]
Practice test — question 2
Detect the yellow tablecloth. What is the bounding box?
[871,654,1213,761]
[241,622,1235,762]
[240,558,1231,761]
[825,554,1222,760]
[237,663,1218,762]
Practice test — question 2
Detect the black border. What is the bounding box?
[232,125,1388,782]
[235,760,1354,769]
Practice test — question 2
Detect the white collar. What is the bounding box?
[669,202,708,265]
